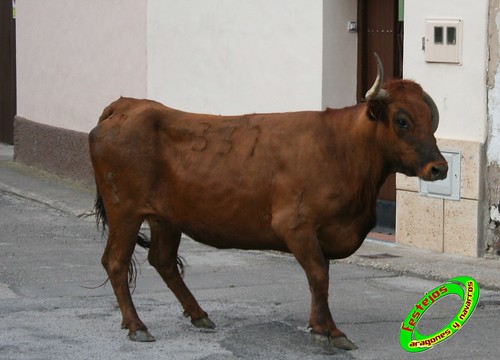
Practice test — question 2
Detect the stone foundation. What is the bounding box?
[13,116,94,186]
[396,139,484,257]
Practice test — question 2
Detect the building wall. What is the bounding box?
[14,0,358,126]
[396,0,489,256]
[16,0,147,133]
[403,0,488,142]
[147,0,324,115]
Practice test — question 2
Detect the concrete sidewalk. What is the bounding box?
[1,142,499,291]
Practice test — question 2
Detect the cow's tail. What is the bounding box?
[93,187,184,291]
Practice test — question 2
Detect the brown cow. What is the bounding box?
[89,54,447,350]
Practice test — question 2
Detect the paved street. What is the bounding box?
[1,145,500,359]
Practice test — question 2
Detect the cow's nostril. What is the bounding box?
[430,164,448,180]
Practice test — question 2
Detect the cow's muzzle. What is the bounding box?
[419,160,448,182]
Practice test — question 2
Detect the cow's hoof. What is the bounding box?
[192,316,216,329]
[128,330,156,342]
[330,336,357,350]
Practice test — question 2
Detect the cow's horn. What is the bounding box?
[365,53,389,101]
[423,91,440,133]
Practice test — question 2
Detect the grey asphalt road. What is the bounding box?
[1,145,500,359]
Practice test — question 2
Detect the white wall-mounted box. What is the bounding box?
[419,150,461,200]
[425,19,463,64]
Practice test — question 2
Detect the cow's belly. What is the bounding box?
[180,224,289,252]
[157,184,289,251]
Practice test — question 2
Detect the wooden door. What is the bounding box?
[0,0,16,144]
[358,0,402,232]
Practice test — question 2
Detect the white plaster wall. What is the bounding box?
[147,0,324,115]
[404,0,488,142]
[16,0,147,133]
[322,0,358,108]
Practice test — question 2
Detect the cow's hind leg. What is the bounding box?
[147,216,215,329]
[101,214,154,342]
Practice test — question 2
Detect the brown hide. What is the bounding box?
[90,80,445,259]
[88,78,447,346]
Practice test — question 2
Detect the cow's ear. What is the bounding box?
[366,100,388,123]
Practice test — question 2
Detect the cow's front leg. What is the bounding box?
[304,260,356,350]
[278,225,357,350]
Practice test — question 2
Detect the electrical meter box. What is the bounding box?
[424,19,463,64]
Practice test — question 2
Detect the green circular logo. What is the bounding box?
[399,276,480,353]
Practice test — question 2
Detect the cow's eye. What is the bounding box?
[395,117,409,129]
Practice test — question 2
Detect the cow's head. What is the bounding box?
[365,54,448,181]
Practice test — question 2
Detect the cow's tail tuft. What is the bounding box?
[93,187,108,233]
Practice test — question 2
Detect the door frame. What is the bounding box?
[0,0,16,144]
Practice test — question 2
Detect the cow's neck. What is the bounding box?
[326,105,393,200]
